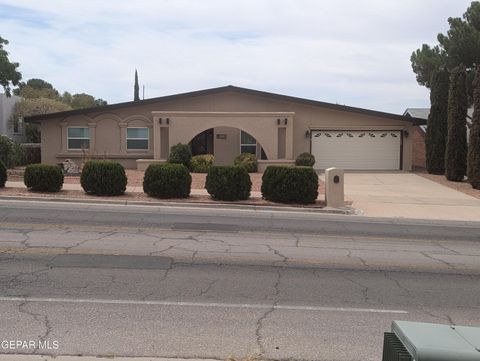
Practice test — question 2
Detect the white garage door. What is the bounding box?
[311,130,401,170]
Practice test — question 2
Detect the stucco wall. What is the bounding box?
[35,90,414,170]
[214,127,240,165]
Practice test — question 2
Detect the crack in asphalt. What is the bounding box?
[255,266,283,356]
[421,251,458,271]
[17,299,52,354]
[342,274,371,303]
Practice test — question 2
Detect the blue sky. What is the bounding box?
[0,0,474,113]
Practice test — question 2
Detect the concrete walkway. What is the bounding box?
[328,172,480,221]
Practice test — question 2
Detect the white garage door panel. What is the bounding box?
[311,130,401,170]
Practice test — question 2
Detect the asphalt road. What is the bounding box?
[0,200,479,361]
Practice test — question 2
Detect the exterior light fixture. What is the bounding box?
[277,118,281,125]
[284,118,288,125]
[159,118,162,124]
[404,130,409,138]
[305,130,311,138]
[166,118,170,124]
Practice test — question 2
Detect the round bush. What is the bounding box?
[143,163,191,198]
[234,153,258,173]
[0,135,14,168]
[261,166,319,204]
[24,164,64,192]
[80,160,127,196]
[168,143,192,169]
[0,161,7,188]
[205,166,251,201]
[191,154,214,173]
[295,152,315,167]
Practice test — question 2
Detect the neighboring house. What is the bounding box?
[0,93,23,142]
[25,85,424,171]
[403,107,473,169]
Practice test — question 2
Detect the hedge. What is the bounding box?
[234,153,258,172]
[468,67,480,189]
[24,164,64,192]
[191,154,214,173]
[0,161,6,188]
[80,160,127,196]
[205,166,251,201]
[445,65,468,181]
[143,163,191,198]
[261,166,318,204]
[295,152,315,167]
[425,69,449,174]
[168,143,192,169]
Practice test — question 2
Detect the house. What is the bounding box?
[25,85,424,171]
[0,93,22,141]
[403,107,473,169]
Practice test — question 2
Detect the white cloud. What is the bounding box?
[0,0,473,113]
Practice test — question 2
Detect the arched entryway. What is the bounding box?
[151,111,294,163]
[188,127,268,165]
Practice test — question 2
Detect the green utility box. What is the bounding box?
[382,320,480,361]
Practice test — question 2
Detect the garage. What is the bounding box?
[311,130,402,170]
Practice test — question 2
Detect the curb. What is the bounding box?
[0,356,221,361]
[0,195,356,215]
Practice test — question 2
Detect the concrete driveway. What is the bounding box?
[329,172,480,221]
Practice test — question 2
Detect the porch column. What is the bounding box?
[60,121,68,153]
[119,121,127,154]
[285,116,294,159]
[153,116,161,159]
[88,122,97,153]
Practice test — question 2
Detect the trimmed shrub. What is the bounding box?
[80,160,127,196]
[205,166,251,201]
[468,67,480,189]
[168,143,192,169]
[24,164,64,192]
[261,166,319,204]
[143,163,191,198]
[191,154,214,173]
[23,144,41,165]
[0,161,6,188]
[11,142,26,166]
[295,152,315,167]
[0,135,14,168]
[234,153,258,173]
[445,65,468,181]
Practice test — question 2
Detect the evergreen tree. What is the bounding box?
[468,67,480,189]
[426,69,450,174]
[134,69,140,101]
[445,65,468,181]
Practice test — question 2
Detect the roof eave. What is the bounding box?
[24,85,423,124]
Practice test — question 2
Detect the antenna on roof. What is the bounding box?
[142,85,145,100]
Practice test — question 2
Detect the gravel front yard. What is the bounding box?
[414,167,480,199]
[7,168,326,194]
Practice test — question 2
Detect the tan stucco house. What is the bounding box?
[25,85,424,171]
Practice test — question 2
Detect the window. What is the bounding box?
[68,127,90,150]
[127,127,149,150]
[240,131,256,154]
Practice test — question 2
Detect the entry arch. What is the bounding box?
[152,111,295,161]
